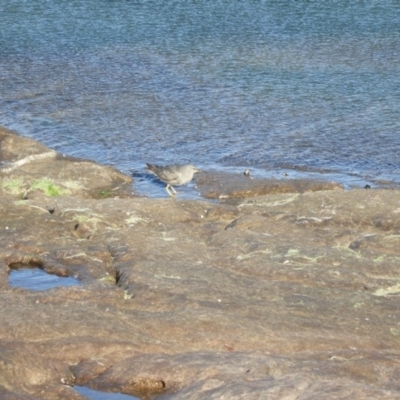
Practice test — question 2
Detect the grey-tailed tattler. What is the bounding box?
[146,163,200,196]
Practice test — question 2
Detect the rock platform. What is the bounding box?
[1,126,400,399]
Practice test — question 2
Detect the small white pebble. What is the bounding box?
[218,299,221,302]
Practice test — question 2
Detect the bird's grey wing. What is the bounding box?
[147,163,168,177]
[157,166,180,182]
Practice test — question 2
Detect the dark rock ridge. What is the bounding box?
[1,126,400,399]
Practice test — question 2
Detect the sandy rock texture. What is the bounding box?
[1,127,400,399]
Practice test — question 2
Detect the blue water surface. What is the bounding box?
[9,268,80,291]
[74,385,139,400]
[1,0,400,197]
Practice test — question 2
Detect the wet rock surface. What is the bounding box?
[196,170,343,199]
[1,127,400,399]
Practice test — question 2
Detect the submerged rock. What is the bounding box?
[1,128,400,399]
[195,170,343,199]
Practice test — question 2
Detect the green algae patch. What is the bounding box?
[2,177,68,197]
[30,178,67,197]
[125,214,148,226]
[62,180,85,191]
[373,283,400,297]
[73,215,89,224]
[96,189,114,198]
[98,275,116,284]
[390,328,400,336]
[1,177,26,194]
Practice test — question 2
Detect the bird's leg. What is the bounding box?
[165,185,176,197]
[165,185,172,196]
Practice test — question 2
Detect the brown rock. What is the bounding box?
[0,126,132,199]
[1,128,400,399]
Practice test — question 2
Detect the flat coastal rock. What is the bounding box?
[0,126,133,199]
[1,127,400,399]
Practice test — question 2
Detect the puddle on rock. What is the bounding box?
[74,386,139,400]
[8,266,81,291]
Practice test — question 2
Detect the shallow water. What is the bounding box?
[9,268,80,291]
[1,1,399,198]
[74,386,139,400]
